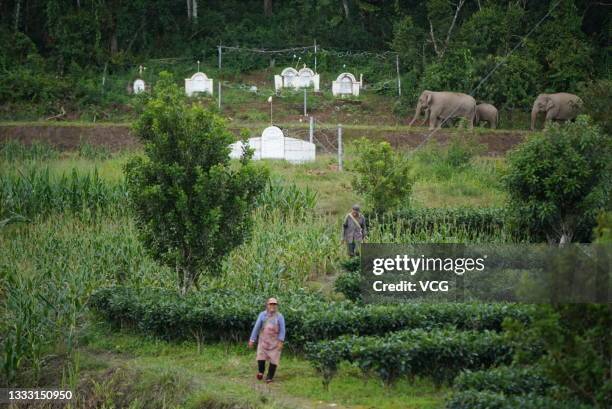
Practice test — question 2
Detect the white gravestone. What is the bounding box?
[229,126,316,164]
[133,79,146,94]
[274,66,320,92]
[185,72,213,96]
[332,73,362,97]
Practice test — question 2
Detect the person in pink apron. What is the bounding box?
[248,297,286,383]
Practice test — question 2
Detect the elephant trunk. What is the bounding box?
[409,102,422,126]
[530,107,539,131]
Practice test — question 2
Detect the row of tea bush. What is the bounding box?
[90,286,533,346]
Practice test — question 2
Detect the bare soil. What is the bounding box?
[0,123,526,155]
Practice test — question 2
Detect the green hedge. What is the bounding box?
[445,391,593,409]
[305,328,516,387]
[90,286,533,346]
[453,366,553,396]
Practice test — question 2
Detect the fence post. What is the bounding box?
[314,40,317,73]
[303,88,307,116]
[309,116,314,144]
[218,45,222,110]
[337,124,343,171]
[396,54,401,98]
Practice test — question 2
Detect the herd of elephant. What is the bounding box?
[407,90,583,131]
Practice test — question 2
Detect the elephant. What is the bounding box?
[409,90,476,130]
[530,93,583,130]
[475,103,499,129]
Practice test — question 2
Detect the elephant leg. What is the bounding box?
[428,110,438,130]
[544,108,559,129]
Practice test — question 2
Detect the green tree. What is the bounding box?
[125,72,268,294]
[478,52,542,110]
[503,116,611,244]
[351,138,413,215]
[535,0,594,91]
[419,47,477,93]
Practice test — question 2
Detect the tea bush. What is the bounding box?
[306,328,516,387]
[90,286,532,346]
[453,366,553,395]
[445,391,593,409]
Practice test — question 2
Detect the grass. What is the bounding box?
[75,321,447,409]
[0,140,508,407]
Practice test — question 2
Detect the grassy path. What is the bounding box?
[75,323,447,409]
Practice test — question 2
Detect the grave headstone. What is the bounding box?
[185,72,214,96]
[133,79,146,94]
[332,73,362,97]
[229,126,315,164]
[274,66,320,92]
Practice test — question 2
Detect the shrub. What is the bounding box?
[333,270,361,302]
[306,328,516,387]
[504,116,611,244]
[445,391,594,409]
[90,286,533,346]
[350,138,414,215]
[578,79,612,135]
[453,366,553,395]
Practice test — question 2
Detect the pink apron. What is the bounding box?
[256,314,282,365]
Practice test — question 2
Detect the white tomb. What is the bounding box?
[133,79,146,94]
[185,72,213,96]
[332,73,362,97]
[274,66,320,92]
[229,126,316,164]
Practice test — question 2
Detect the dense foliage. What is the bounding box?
[306,328,517,387]
[1,1,609,117]
[453,366,553,396]
[445,391,593,409]
[125,72,268,293]
[503,116,611,244]
[90,285,532,345]
[351,138,413,214]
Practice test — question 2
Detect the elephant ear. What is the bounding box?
[426,92,433,106]
[545,99,555,111]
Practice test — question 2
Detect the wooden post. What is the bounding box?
[304,88,307,116]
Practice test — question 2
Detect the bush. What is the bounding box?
[90,286,533,346]
[504,116,611,243]
[454,366,553,395]
[306,328,516,387]
[579,79,612,135]
[445,391,594,409]
[334,258,363,301]
[350,138,414,215]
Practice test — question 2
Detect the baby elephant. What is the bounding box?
[475,103,498,129]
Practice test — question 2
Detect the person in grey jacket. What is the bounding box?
[342,204,366,257]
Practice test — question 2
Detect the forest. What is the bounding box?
[0,0,610,121]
